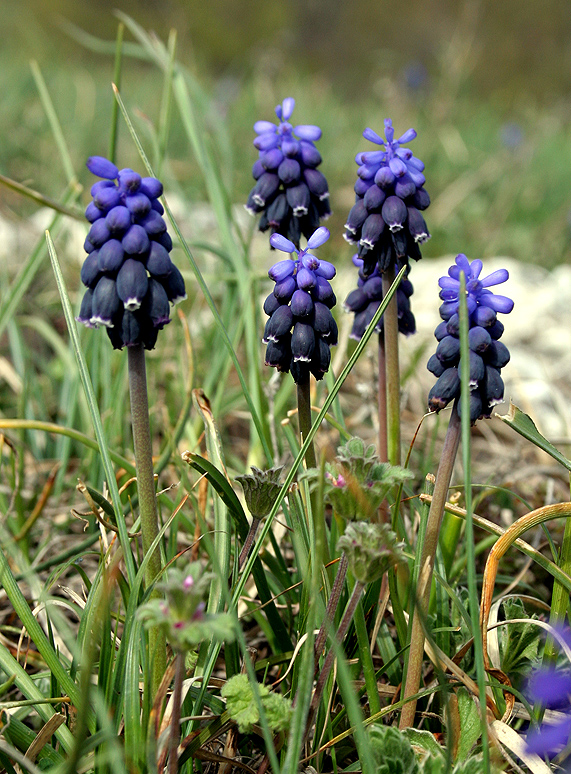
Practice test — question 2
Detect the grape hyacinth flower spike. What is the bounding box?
[77,156,186,349]
[264,226,337,469]
[400,253,513,730]
[344,118,430,278]
[246,98,331,248]
[263,226,337,384]
[427,253,514,424]
[76,155,188,696]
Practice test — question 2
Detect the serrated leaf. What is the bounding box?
[499,402,571,472]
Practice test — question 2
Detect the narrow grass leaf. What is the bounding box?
[45,231,137,586]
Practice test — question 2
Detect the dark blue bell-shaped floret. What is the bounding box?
[117,259,149,311]
[381,196,407,232]
[263,292,281,317]
[436,335,460,365]
[81,252,101,288]
[144,279,171,328]
[151,199,164,215]
[274,275,297,302]
[247,98,331,248]
[161,264,187,304]
[122,224,150,256]
[292,322,315,362]
[427,353,445,377]
[265,336,291,371]
[427,254,512,423]
[428,367,460,411]
[485,340,510,369]
[468,325,491,353]
[155,231,173,252]
[290,289,314,317]
[434,321,449,341]
[76,289,94,327]
[310,337,331,378]
[91,276,121,327]
[146,242,172,277]
[98,239,125,273]
[263,304,294,343]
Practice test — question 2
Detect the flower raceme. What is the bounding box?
[344,118,430,278]
[427,254,514,423]
[246,97,331,248]
[263,226,337,383]
[76,156,186,349]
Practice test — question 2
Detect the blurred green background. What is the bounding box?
[2,0,571,266]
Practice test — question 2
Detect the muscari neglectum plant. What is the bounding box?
[344,119,431,468]
[400,253,514,730]
[77,155,187,695]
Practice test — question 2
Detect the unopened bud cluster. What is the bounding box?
[246,98,331,247]
[427,254,513,423]
[77,156,186,349]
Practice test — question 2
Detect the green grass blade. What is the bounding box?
[30,60,76,185]
[108,22,124,163]
[458,271,489,771]
[45,230,137,587]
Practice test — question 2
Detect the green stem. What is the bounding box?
[127,344,166,695]
[377,333,388,464]
[545,473,571,661]
[382,267,401,467]
[354,597,381,715]
[297,375,317,469]
[399,404,461,729]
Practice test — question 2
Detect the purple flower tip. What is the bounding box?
[87,156,119,180]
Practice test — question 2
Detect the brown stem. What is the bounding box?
[399,405,461,729]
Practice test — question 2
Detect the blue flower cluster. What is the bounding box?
[427,254,513,422]
[263,227,338,383]
[343,255,415,340]
[344,119,430,278]
[77,156,186,350]
[246,98,331,248]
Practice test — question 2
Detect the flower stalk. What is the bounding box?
[128,343,166,693]
[399,402,461,729]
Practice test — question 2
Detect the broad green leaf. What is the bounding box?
[499,401,571,471]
